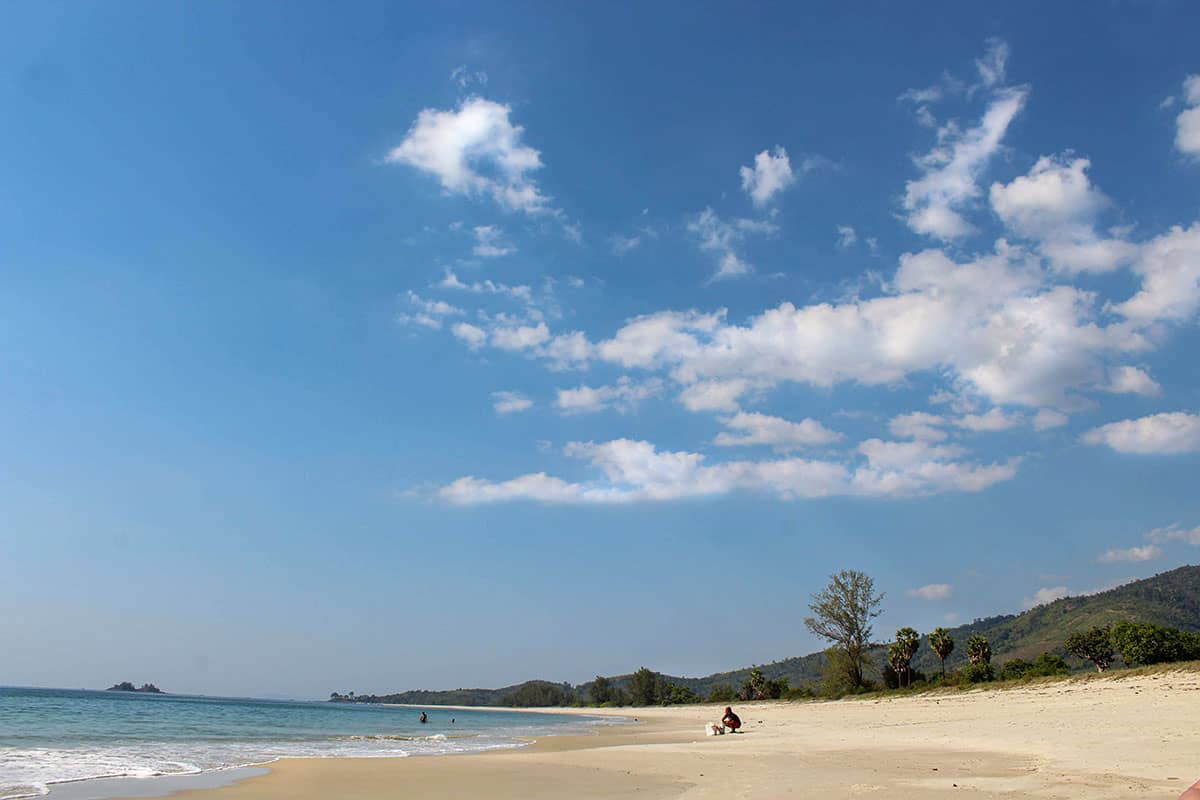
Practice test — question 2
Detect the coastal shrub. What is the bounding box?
[882,663,928,689]
[998,658,1033,681]
[707,684,737,703]
[820,646,872,696]
[928,628,955,678]
[805,570,884,692]
[782,685,816,701]
[1029,653,1071,676]
[660,682,699,705]
[1064,626,1115,672]
[960,662,995,683]
[738,668,789,701]
[1110,621,1200,665]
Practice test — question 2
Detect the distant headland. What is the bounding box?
[106,682,165,694]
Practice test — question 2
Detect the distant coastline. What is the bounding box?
[106,681,164,694]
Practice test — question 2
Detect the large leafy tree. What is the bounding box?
[804,570,884,691]
[589,675,613,705]
[928,627,955,677]
[628,667,661,706]
[1065,626,1115,672]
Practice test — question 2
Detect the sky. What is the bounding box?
[2,1,1199,700]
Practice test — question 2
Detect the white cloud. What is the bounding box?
[490,322,551,351]
[1104,365,1161,397]
[677,379,751,412]
[472,225,515,257]
[974,38,1010,89]
[1022,586,1070,610]
[554,377,662,414]
[740,146,795,206]
[903,87,1028,239]
[1113,222,1200,324]
[439,436,1017,505]
[491,390,532,414]
[437,269,532,303]
[386,97,552,215]
[397,291,464,329]
[908,583,954,600]
[449,65,488,90]
[990,155,1136,274]
[956,408,1021,432]
[836,225,858,249]
[1175,74,1200,156]
[1082,412,1200,454]
[687,208,776,280]
[1146,523,1200,546]
[713,412,842,451]
[610,234,642,255]
[1033,409,1070,431]
[1098,544,1162,563]
[451,321,488,348]
[890,412,948,442]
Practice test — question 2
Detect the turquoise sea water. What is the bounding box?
[0,687,610,799]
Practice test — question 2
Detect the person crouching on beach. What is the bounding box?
[1180,778,1200,800]
[722,707,741,732]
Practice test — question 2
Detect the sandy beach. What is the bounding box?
[117,668,1200,800]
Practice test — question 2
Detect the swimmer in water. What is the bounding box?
[419,711,428,724]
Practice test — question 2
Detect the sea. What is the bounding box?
[0,687,615,799]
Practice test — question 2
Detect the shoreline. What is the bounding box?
[99,669,1200,800]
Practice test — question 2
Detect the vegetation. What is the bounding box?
[928,627,954,678]
[326,566,1200,707]
[1064,626,1115,672]
[887,628,920,688]
[804,570,884,692]
[107,682,164,693]
[1110,620,1200,665]
[998,652,1070,680]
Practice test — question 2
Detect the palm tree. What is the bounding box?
[966,634,992,665]
[894,627,920,687]
[929,627,955,677]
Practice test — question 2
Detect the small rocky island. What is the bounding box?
[106,681,165,694]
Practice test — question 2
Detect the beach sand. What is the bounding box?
[121,669,1200,799]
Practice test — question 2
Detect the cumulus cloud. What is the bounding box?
[677,379,752,412]
[890,412,949,442]
[903,87,1028,239]
[990,155,1136,274]
[1104,365,1161,397]
[491,390,533,414]
[956,408,1022,432]
[386,97,552,214]
[1146,523,1200,546]
[1033,409,1070,431]
[439,437,1018,505]
[1022,586,1070,610]
[740,146,795,206]
[1098,544,1162,563]
[1081,412,1200,454]
[836,225,858,249]
[555,377,663,414]
[713,412,842,451]
[1112,222,1200,324]
[908,583,954,600]
[472,225,515,257]
[1175,74,1200,156]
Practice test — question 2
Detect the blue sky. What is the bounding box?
[2,1,1199,699]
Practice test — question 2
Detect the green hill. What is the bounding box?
[335,564,1200,704]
